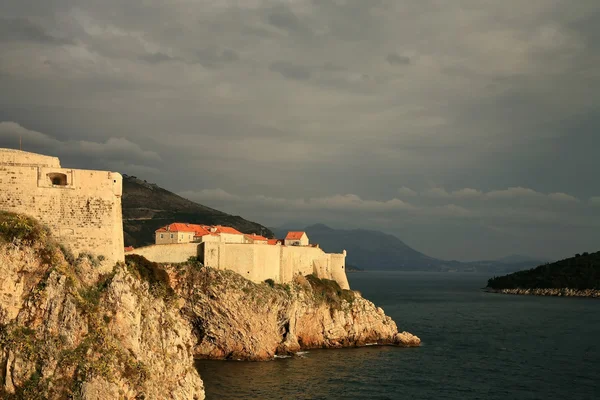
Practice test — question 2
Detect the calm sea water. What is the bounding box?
[196,272,600,400]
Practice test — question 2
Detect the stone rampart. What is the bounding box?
[202,243,282,283]
[128,243,200,264]
[202,242,349,289]
[0,149,124,267]
[129,242,349,289]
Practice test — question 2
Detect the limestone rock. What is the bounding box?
[395,331,421,347]
[172,266,420,361]
[0,238,204,399]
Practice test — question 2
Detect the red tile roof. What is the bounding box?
[245,234,268,241]
[267,239,282,245]
[214,225,243,235]
[156,223,210,236]
[285,231,306,240]
[124,246,134,252]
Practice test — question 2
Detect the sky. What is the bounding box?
[1,0,599,261]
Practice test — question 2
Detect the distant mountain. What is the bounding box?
[487,251,600,290]
[272,223,448,271]
[122,175,273,247]
[272,224,543,273]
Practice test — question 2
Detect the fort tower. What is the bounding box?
[0,148,124,267]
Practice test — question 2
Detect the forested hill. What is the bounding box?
[122,175,273,247]
[487,251,600,290]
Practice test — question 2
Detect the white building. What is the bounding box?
[284,231,309,246]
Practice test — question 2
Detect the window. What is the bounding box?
[160,234,164,239]
[47,172,67,186]
[170,234,174,239]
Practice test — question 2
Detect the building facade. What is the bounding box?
[132,225,350,289]
[284,231,309,246]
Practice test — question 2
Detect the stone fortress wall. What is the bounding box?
[0,149,124,267]
[0,148,349,289]
[130,242,350,290]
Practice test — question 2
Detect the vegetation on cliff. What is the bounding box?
[487,251,600,290]
[0,212,204,399]
[168,261,420,361]
[1,211,418,397]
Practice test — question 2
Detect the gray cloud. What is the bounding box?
[267,9,304,33]
[196,47,240,68]
[0,122,161,174]
[139,52,179,64]
[1,0,599,260]
[386,53,410,65]
[0,17,72,45]
[269,61,312,80]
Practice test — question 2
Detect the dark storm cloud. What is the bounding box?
[1,0,599,260]
[138,52,179,64]
[0,17,72,45]
[195,47,240,68]
[269,61,312,80]
[267,7,306,34]
[386,53,410,65]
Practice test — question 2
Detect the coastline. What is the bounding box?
[485,287,600,298]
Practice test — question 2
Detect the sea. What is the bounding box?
[195,271,600,400]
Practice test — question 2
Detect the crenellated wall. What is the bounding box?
[0,149,124,268]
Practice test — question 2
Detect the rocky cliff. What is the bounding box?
[0,212,204,399]
[167,262,420,361]
[1,212,420,398]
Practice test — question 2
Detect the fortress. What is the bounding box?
[0,148,124,266]
[129,223,350,290]
[0,148,350,289]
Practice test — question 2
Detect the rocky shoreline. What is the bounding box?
[1,215,420,398]
[485,287,600,298]
[169,264,420,361]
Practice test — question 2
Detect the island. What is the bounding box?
[486,251,600,298]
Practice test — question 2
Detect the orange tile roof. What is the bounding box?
[156,223,246,237]
[124,246,134,252]
[267,239,282,245]
[285,231,306,240]
[214,225,243,235]
[156,223,210,236]
[245,234,268,241]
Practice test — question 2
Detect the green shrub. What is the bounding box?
[0,211,49,245]
[2,370,49,400]
[77,273,115,315]
[0,212,61,265]
[264,278,275,288]
[305,274,355,306]
[187,256,204,269]
[76,252,100,268]
[125,255,175,300]
[59,244,75,265]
